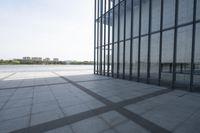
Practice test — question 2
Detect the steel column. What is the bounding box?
[107,0,111,76]
[137,0,142,81]
[100,0,103,75]
[117,1,121,78]
[190,0,197,91]
[129,0,134,80]
[147,0,152,83]
[97,0,100,74]
[112,0,115,77]
[172,0,179,89]
[94,0,97,74]
[123,0,127,79]
[103,0,107,76]
[158,0,164,85]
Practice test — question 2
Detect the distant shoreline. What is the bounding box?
[0,64,93,65]
[0,60,93,65]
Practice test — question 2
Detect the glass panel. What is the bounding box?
[98,47,101,73]
[125,40,131,77]
[102,46,105,74]
[161,30,174,86]
[126,0,131,39]
[95,0,98,19]
[102,0,105,14]
[101,19,105,74]
[163,0,175,29]
[95,48,98,73]
[133,1,140,37]
[150,33,160,83]
[197,0,200,20]
[175,25,192,89]
[132,38,138,79]
[194,23,200,91]
[110,9,113,74]
[102,22,105,48]
[110,11,113,43]
[110,0,113,8]
[105,14,108,44]
[120,1,124,41]
[114,6,118,43]
[141,0,149,34]
[109,44,112,74]
[114,44,118,76]
[115,0,120,6]
[95,22,98,73]
[100,0,103,17]
[119,42,123,77]
[97,19,101,73]
[178,0,193,25]
[140,36,148,81]
[105,45,108,75]
[152,0,161,32]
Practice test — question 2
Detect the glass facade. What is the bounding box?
[94,0,200,91]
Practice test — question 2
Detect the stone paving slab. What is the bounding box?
[0,71,199,133]
[0,116,29,133]
[0,72,67,89]
[125,90,200,132]
[55,72,111,82]
[0,73,14,80]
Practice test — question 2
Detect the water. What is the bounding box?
[0,65,93,72]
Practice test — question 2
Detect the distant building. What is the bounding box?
[65,60,73,64]
[32,57,42,61]
[53,58,59,62]
[43,58,50,62]
[22,57,31,61]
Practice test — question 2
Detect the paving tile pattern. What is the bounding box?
[0,71,199,133]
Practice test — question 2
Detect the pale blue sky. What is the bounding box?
[0,0,94,61]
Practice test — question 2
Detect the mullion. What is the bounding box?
[117,1,121,78]
[172,0,179,89]
[158,0,164,85]
[94,0,97,74]
[107,0,111,76]
[100,0,103,75]
[138,0,142,81]
[112,0,115,77]
[123,0,126,79]
[147,0,152,83]
[97,0,100,74]
[190,0,197,91]
[95,0,198,92]
[129,0,134,80]
[95,0,127,21]
[97,20,200,49]
[104,0,107,76]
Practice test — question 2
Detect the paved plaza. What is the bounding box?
[0,68,200,133]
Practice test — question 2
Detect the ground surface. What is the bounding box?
[0,66,200,133]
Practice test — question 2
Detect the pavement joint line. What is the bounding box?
[0,72,16,80]
[116,108,171,133]
[0,82,69,90]
[48,84,66,117]
[28,86,35,132]
[10,88,171,133]
[74,77,112,83]
[0,77,111,91]
[53,72,172,133]
[10,72,172,133]
[0,89,18,112]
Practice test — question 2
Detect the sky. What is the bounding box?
[0,0,94,61]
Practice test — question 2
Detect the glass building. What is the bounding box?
[94,0,200,91]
